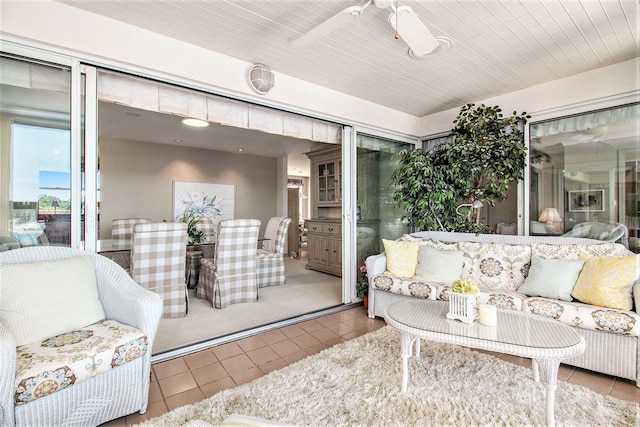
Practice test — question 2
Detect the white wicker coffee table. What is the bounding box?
[384,299,585,427]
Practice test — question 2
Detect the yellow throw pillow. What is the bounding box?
[383,239,423,278]
[571,253,640,311]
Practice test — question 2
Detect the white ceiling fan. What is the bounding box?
[291,0,441,57]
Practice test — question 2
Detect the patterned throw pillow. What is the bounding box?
[382,239,423,278]
[571,254,640,311]
[518,257,585,302]
[457,242,531,290]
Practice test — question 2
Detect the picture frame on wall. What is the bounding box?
[568,189,605,212]
[173,181,235,227]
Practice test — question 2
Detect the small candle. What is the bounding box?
[479,304,497,326]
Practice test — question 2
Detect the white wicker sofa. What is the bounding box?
[365,231,640,386]
[0,246,163,426]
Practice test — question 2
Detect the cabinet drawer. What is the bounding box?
[322,224,340,234]
[307,223,322,233]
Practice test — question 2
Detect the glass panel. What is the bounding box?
[529,103,640,252]
[356,134,413,269]
[0,56,72,247]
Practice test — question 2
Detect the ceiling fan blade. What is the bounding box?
[291,6,364,48]
[388,6,440,57]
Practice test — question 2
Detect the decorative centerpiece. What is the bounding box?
[446,279,479,324]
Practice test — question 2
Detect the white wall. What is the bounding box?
[419,58,640,135]
[100,138,277,238]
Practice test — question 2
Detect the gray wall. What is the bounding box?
[99,137,277,238]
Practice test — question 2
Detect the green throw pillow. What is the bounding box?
[518,257,585,302]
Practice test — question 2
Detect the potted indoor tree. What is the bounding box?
[390,103,529,233]
[357,264,369,308]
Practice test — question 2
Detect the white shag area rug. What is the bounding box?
[137,326,639,427]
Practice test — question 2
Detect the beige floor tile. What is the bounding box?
[246,345,281,365]
[298,319,325,333]
[325,322,355,336]
[280,324,307,338]
[230,366,264,386]
[192,361,229,386]
[148,380,163,403]
[212,341,244,360]
[184,349,217,370]
[610,379,640,402]
[568,368,615,394]
[153,357,189,380]
[305,342,329,355]
[283,349,308,364]
[165,387,206,411]
[200,376,237,397]
[259,358,289,375]
[236,334,268,352]
[258,329,289,345]
[99,417,127,427]
[270,339,303,357]
[125,400,168,425]
[310,327,341,343]
[219,353,257,374]
[157,371,198,397]
[291,333,321,349]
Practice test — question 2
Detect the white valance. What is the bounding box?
[531,104,639,138]
[97,71,341,144]
[0,59,70,93]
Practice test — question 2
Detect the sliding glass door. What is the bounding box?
[529,103,640,251]
[0,54,80,248]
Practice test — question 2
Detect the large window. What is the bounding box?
[529,103,640,251]
[0,55,73,247]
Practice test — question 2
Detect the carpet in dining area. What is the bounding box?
[135,326,638,427]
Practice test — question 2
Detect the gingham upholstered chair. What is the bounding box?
[256,217,292,288]
[111,218,151,243]
[197,219,261,309]
[0,246,162,427]
[131,222,188,318]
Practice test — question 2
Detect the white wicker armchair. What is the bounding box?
[0,246,163,427]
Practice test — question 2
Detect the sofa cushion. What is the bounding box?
[523,297,639,337]
[414,246,464,285]
[0,255,106,347]
[518,257,585,302]
[457,242,531,291]
[14,319,148,405]
[370,275,437,300]
[382,239,423,278]
[531,242,629,260]
[571,254,639,311]
[435,285,526,311]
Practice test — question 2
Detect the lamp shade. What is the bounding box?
[539,208,561,224]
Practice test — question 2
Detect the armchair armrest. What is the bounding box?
[94,255,163,342]
[0,322,16,427]
[365,252,387,279]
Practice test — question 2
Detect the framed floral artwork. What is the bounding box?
[173,181,235,228]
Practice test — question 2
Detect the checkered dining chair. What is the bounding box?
[197,219,261,309]
[111,218,151,243]
[256,217,292,288]
[131,222,188,318]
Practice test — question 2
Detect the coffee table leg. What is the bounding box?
[534,358,560,427]
[399,332,416,392]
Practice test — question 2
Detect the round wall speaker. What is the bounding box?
[248,63,275,94]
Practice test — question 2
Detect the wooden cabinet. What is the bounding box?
[305,146,342,219]
[306,219,341,276]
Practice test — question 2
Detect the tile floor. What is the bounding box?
[103,305,640,426]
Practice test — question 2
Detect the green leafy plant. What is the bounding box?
[177,208,204,245]
[391,103,529,233]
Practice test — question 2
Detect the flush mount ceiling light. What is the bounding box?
[248,63,275,95]
[181,117,209,127]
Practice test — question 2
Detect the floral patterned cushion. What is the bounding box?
[531,242,629,260]
[371,275,438,300]
[14,319,148,405]
[523,297,640,336]
[435,285,526,311]
[457,242,531,291]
